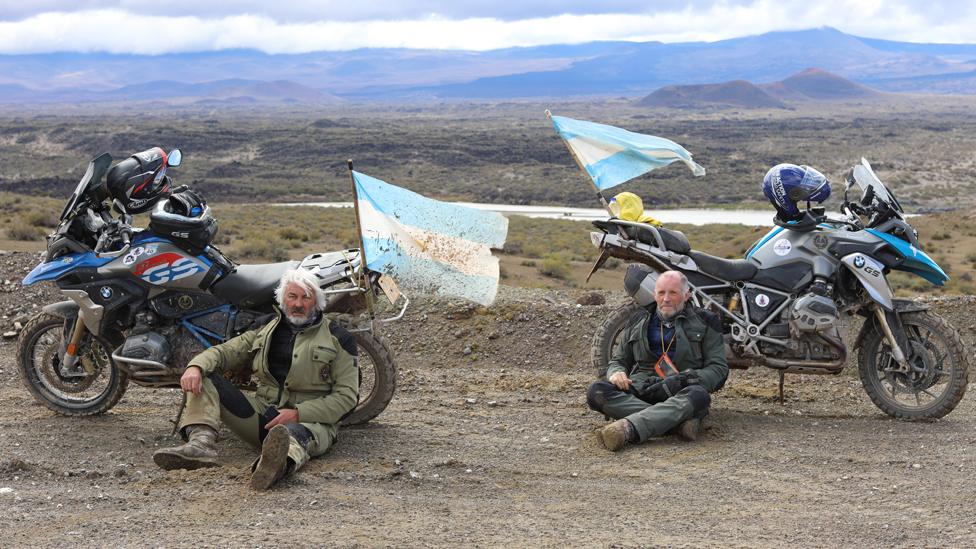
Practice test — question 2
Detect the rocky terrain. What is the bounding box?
[1,250,975,548]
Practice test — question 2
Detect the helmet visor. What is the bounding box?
[789,166,829,201]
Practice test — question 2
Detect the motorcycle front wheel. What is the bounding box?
[858,310,969,420]
[16,313,129,416]
[340,328,397,426]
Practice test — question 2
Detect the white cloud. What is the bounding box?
[0,2,973,54]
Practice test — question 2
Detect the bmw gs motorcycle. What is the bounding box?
[588,158,968,419]
[17,148,405,426]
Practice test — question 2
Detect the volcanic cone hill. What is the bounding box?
[637,80,786,109]
[639,68,883,109]
[760,67,882,101]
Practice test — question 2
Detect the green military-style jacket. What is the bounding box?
[606,303,729,393]
[190,311,358,428]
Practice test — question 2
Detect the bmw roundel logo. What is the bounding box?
[853,256,865,268]
[100,286,114,299]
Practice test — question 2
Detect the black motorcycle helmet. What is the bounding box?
[160,187,207,218]
[105,147,173,214]
[149,187,219,255]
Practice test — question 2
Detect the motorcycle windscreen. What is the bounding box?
[60,153,113,221]
[852,158,904,214]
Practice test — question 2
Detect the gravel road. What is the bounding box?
[0,251,974,548]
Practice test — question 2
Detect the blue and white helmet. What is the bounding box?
[762,164,831,220]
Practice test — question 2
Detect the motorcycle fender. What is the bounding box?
[851,299,930,350]
[42,300,79,319]
[59,290,105,336]
[889,298,931,314]
[841,253,893,311]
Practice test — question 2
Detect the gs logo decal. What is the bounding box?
[133,253,205,285]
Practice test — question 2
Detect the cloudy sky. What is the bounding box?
[0,1,973,54]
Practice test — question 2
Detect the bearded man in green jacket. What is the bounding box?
[587,268,729,451]
[153,268,359,490]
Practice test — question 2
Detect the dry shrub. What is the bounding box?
[235,238,290,262]
[540,253,571,279]
[7,222,44,241]
[25,210,58,228]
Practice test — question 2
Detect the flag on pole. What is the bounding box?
[549,114,706,191]
[352,170,508,306]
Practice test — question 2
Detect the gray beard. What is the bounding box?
[657,307,679,321]
[285,311,318,328]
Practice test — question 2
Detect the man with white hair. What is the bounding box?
[153,268,359,490]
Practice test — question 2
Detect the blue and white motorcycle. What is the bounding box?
[589,158,968,419]
[17,149,404,425]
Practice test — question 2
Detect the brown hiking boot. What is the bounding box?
[153,425,220,470]
[598,419,636,451]
[250,425,292,491]
[675,417,703,441]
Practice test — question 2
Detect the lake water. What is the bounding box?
[285,202,776,226]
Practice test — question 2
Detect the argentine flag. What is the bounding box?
[550,115,706,191]
[353,171,508,306]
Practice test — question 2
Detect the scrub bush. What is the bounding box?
[540,253,571,279]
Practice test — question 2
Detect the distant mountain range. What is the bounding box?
[639,68,880,108]
[1,27,975,103]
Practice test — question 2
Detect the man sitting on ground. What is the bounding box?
[153,268,358,490]
[586,268,728,451]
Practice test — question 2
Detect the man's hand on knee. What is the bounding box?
[608,372,632,390]
[181,366,204,395]
[266,408,299,428]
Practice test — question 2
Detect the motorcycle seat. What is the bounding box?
[654,227,691,254]
[211,261,300,307]
[687,250,758,281]
[594,220,691,253]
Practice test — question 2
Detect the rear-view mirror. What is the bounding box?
[167,148,182,167]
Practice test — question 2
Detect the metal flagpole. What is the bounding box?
[546,109,616,217]
[346,160,375,322]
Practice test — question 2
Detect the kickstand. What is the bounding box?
[778,371,785,405]
[171,392,187,436]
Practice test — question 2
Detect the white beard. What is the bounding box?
[285,310,315,327]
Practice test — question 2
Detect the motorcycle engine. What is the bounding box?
[789,293,838,334]
[117,312,206,372]
[118,331,171,364]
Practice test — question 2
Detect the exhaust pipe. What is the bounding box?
[761,331,848,373]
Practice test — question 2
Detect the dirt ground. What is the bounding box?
[1,250,975,548]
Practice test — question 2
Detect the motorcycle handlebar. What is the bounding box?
[93,218,133,253]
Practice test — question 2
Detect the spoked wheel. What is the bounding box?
[16,313,128,416]
[340,329,397,426]
[858,310,968,420]
[591,302,641,379]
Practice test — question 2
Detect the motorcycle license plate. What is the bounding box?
[377,274,401,305]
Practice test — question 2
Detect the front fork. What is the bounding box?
[62,316,96,375]
[872,303,911,372]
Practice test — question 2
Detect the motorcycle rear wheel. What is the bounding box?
[340,328,397,426]
[591,302,642,379]
[858,310,968,420]
[16,313,129,416]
